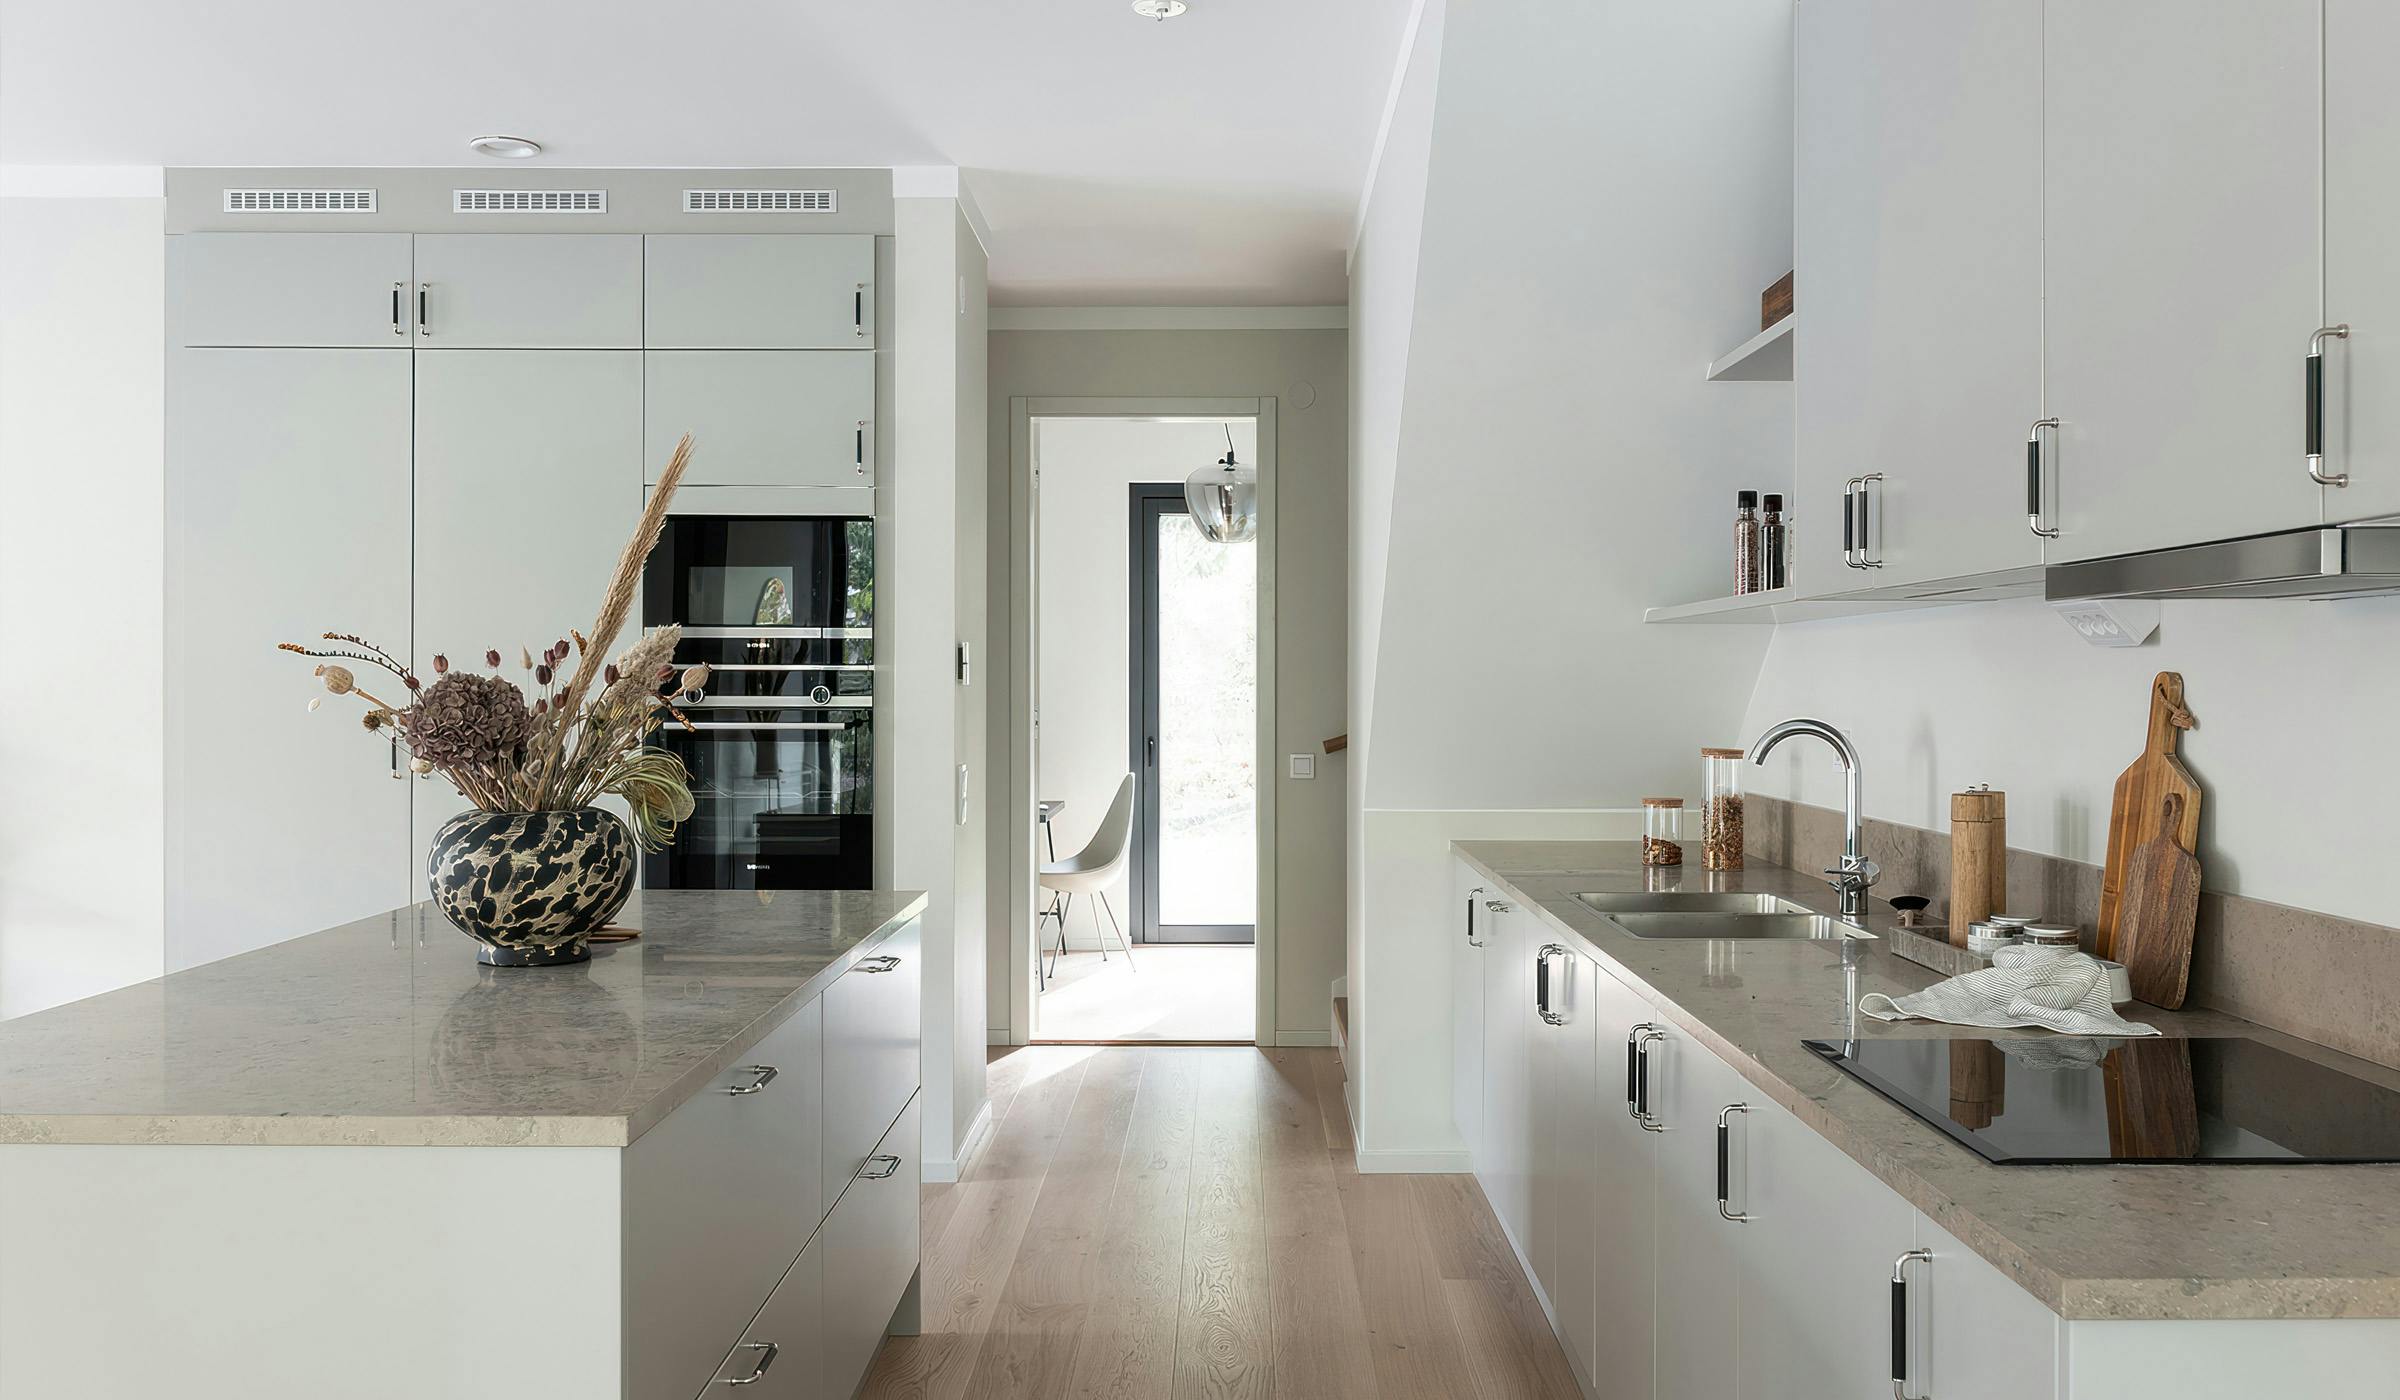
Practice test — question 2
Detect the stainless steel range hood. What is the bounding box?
[2044,523,2400,601]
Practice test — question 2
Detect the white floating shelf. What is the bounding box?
[1706,315,1794,382]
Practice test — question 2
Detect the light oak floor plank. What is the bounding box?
[1257,1049,1379,1400]
[1172,1048,1273,1400]
[1062,1047,1203,1400]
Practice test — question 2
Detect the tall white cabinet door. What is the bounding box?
[1586,968,1656,1400]
[1733,1093,1917,1399]
[646,234,876,349]
[1916,1213,2060,1400]
[1452,863,1489,1164]
[168,350,413,966]
[1479,902,1536,1255]
[410,351,643,862]
[176,234,413,347]
[646,352,876,488]
[2043,0,2324,561]
[2324,0,2400,521]
[1796,0,2045,586]
[1649,1024,1745,1400]
[1531,944,1600,1384]
[410,235,643,349]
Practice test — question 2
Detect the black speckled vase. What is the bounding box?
[426,809,636,967]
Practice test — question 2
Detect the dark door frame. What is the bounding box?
[1128,483,1257,946]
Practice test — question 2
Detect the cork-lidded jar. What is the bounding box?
[1700,748,1746,870]
[1642,798,1685,866]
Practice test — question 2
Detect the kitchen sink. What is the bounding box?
[1571,892,1874,941]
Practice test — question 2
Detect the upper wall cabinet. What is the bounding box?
[2324,0,2400,522]
[645,234,876,349]
[2042,0,2324,562]
[646,351,875,488]
[411,236,644,349]
[1795,0,2044,591]
[177,234,414,347]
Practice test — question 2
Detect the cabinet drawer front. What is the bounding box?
[177,233,414,347]
[646,234,876,349]
[645,352,875,488]
[410,235,643,348]
[823,1094,920,1396]
[823,922,922,1197]
[702,1233,825,1399]
[623,999,824,1400]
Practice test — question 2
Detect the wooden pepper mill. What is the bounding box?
[1948,786,2007,948]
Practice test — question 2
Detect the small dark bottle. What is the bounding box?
[1733,490,1763,595]
[1761,493,1788,589]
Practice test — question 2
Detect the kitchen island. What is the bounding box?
[1454,840,2400,1400]
[0,889,926,1400]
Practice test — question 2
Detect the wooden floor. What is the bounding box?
[859,1046,1581,1400]
[1036,944,1255,1042]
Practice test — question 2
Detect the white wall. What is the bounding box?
[1034,417,1257,944]
[1346,0,1794,1159]
[949,203,991,1168]
[1742,595,2400,929]
[0,194,167,1019]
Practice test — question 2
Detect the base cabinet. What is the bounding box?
[1650,1021,1748,1400]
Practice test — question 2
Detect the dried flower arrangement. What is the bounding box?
[282,436,709,851]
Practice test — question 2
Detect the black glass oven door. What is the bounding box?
[646,708,873,891]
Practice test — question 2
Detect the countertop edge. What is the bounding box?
[1452,845,2393,1324]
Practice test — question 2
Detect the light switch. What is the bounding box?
[1288,754,1316,780]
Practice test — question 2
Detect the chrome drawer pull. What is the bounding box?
[723,1065,778,1096]
[856,955,902,974]
[718,1340,778,1385]
[860,1154,903,1180]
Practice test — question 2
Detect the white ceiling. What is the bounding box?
[0,0,1413,306]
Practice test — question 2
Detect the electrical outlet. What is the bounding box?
[2051,598,2160,648]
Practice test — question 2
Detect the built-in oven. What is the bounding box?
[642,515,874,891]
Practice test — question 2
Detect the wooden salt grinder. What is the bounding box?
[1948,787,2007,948]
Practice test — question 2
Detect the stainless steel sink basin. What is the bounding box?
[1571,891,1875,941]
[1574,892,1818,917]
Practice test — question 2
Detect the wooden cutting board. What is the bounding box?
[2113,791,2204,1008]
[2096,672,2201,960]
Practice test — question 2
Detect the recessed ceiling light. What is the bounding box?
[1132,0,1187,19]
[468,135,543,160]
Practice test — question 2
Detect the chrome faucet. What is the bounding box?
[1746,718,1879,921]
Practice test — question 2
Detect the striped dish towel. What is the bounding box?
[1859,944,2159,1037]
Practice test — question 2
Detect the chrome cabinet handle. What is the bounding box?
[1715,1104,1751,1222]
[723,1064,778,1096]
[860,1153,903,1180]
[2027,417,2061,537]
[416,282,431,336]
[719,1340,779,1385]
[1465,887,1486,947]
[1841,478,1859,567]
[2309,324,2351,486]
[1536,944,1569,1026]
[1892,1247,1932,1399]
[856,955,902,974]
[391,281,405,335]
[855,283,868,336]
[856,419,871,474]
[1852,472,1884,568]
[1627,1024,1664,1130]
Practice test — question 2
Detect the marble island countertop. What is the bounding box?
[0,889,926,1149]
[1457,840,2400,1322]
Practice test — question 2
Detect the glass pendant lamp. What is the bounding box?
[1184,426,1258,543]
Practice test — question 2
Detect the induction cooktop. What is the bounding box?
[1803,1036,2400,1165]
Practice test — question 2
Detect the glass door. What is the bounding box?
[1129,486,1256,944]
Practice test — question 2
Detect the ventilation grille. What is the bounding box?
[451,189,608,214]
[683,188,836,214]
[222,188,377,213]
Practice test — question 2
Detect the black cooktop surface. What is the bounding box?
[1804,1036,2400,1165]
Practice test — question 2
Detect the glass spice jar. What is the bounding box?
[1701,747,1746,870]
[1642,798,1685,866]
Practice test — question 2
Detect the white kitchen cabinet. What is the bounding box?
[823,1093,922,1393]
[645,351,876,488]
[1734,1087,1919,1400]
[823,919,923,1192]
[167,349,414,968]
[1480,892,1536,1253]
[176,233,413,347]
[2322,0,2400,522]
[1795,0,2045,589]
[1916,1211,2060,1400]
[409,351,644,865]
[1650,1019,1747,1400]
[2042,0,2324,561]
[1531,940,1601,1386]
[645,233,876,349]
[706,1232,827,1398]
[1586,964,1657,1400]
[1452,864,1491,1162]
[409,235,643,349]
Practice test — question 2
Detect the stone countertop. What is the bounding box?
[1456,840,2400,1322]
[0,889,926,1149]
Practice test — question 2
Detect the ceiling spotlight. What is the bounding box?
[468,135,543,160]
[1132,0,1187,19]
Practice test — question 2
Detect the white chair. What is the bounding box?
[1039,772,1137,982]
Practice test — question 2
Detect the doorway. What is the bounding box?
[1012,406,1273,1045]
